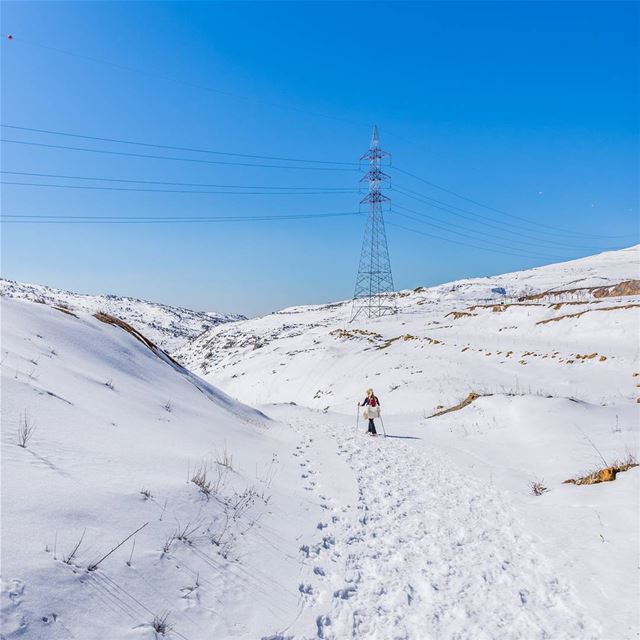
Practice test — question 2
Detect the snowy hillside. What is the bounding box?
[175,244,640,638]
[177,245,640,413]
[0,299,326,639]
[0,279,245,352]
[2,245,639,640]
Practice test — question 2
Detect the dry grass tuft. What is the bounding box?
[563,454,638,486]
[94,312,182,367]
[151,611,173,635]
[329,328,382,342]
[530,481,549,496]
[17,410,36,448]
[428,392,488,418]
[537,304,640,325]
[53,306,79,318]
[377,334,416,350]
[445,311,478,320]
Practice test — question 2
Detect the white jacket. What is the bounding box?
[364,405,380,419]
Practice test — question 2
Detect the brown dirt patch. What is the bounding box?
[536,304,640,325]
[94,312,181,367]
[428,392,489,418]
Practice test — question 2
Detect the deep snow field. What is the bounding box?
[1,245,639,639]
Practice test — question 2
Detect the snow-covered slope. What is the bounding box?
[177,244,640,412]
[0,279,245,352]
[2,245,639,640]
[0,298,324,640]
[174,244,640,638]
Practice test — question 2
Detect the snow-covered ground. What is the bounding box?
[2,245,639,639]
[0,279,245,352]
[176,244,640,638]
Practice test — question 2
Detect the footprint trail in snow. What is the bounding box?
[279,416,598,640]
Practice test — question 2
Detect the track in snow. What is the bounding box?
[275,415,599,640]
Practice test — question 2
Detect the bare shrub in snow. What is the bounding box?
[209,513,230,548]
[191,463,214,497]
[227,487,259,521]
[104,378,114,390]
[163,400,172,413]
[63,529,86,565]
[17,410,36,448]
[140,488,152,500]
[216,445,234,470]
[191,460,229,498]
[162,532,175,555]
[613,451,638,471]
[175,520,201,544]
[530,480,549,496]
[126,539,136,566]
[255,454,279,489]
[87,522,148,571]
[151,611,173,635]
[564,453,638,486]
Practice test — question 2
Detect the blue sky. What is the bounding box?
[1,1,638,316]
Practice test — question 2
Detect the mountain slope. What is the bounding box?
[0,279,245,352]
[176,244,640,412]
[2,246,638,639]
[0,298,322,640]
[174,244,640,638]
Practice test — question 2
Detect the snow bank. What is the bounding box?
[0,298,321,639]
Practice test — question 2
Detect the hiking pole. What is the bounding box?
[379,414,387,438]
[356,403,360,433]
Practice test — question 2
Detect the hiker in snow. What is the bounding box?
[360,388,381,436]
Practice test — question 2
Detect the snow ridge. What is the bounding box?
[0,278,245,352]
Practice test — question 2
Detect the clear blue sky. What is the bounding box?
[1,1,638,316]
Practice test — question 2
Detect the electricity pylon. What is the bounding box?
[350,126,397,322]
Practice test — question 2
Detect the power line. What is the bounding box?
[0,124,358,166]
[386,217,574,262]
[392,184,631,251]
[392,195,613,253]
[393,165,635,240]
[1,211,363,224]
[1,181,357,196]
[0,138,359,172]
[391,208,569,260]
[2,35,366,129]
[1,170,353,191]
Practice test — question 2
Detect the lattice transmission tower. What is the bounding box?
[350,126,397,322]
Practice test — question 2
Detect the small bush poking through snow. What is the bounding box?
[191,464,214,497]
[216,445,234,470]
[530,480,549,496]
[151,611,173,636]
[191,460,229,498]
[140,488,152,500]
[564,454,638,486]
[17,410,36,448]
[104,378,114,390]
[62,529,86,565]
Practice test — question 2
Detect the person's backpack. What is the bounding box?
[369,396,378,408]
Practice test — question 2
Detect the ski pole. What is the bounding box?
[379,414,387,437]
[356,403,360,433]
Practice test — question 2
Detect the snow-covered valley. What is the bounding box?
[1,246,639,639]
